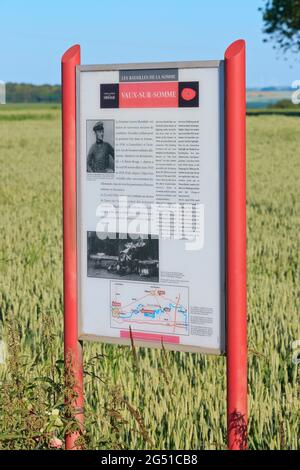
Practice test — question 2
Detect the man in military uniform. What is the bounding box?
[87,121,115,173]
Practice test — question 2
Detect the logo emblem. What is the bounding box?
[181,88,197,101]
[178,82,199,107]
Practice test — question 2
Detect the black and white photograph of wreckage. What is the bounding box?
[87,232,159,282]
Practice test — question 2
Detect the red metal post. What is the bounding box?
[224,40,247,450]
[61,44,84,450]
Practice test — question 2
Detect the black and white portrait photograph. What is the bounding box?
[86,120,115,173]
[87,232,159,282]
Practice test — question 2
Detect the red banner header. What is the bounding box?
[119,82,178,108]
[100,81,199,108]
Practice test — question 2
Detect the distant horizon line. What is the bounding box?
[2,81,295,91]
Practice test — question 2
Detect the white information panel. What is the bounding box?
[77,62,225,354]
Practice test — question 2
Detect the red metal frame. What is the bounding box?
[62,44,84,450]
[61,41,247,451]
[225,40,248,450]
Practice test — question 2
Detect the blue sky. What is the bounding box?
[0,0,297,87]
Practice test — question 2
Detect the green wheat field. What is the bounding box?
[0,104,299,450]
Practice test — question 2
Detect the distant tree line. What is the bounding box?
[268,98,299,108]
[6,83,61,103]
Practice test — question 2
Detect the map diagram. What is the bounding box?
[110,282,189,336]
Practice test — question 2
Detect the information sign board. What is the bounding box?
[76,62,225,354]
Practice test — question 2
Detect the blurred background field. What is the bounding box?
[0,104,299,449]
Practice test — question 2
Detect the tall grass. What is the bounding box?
[0,106,299,449]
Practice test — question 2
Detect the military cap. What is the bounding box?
[93,121,104,131]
